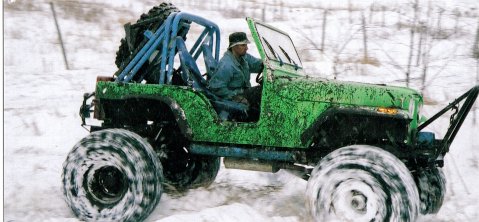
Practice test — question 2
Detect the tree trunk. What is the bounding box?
[406,0,419,87]
[361,12,368,61]
[473,18,479,59]
[416,23,424,67]
[437,8,444,33]
[381,6,386,27]
[348,0,353,24]
[475,59,478,124]
[321,9,328,53]
[50,2,70,70]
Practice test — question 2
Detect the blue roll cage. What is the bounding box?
[116,12,221,84]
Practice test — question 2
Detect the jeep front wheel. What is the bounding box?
[62,129,163,222]
[306,145,420,222]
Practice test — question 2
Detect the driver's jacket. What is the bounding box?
[208,50,262,99]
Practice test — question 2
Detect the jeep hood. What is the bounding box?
[274,76,421,110]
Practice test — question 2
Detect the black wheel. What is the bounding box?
[115,3,182,83]
[154,125,220,192]
[162,152,220,192]
[62,129,163,222]
[416,167,446,214]
[306,145,419,222]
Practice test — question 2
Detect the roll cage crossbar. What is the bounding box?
[115,12,221,84]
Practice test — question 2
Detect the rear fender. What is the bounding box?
[122,95,193,139]
[95,95,194,139]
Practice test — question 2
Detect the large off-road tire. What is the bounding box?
[62,129,163,222]
[154,126,220,192]
[416,167,446,214]
[306,145,420,222]
[115,3,180,82]
[162,152,221,192]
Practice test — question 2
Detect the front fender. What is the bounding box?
[301,105,412,147]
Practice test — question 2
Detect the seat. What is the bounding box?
[175,37,248,120]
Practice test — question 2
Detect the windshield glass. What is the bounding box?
[255,23,302,68]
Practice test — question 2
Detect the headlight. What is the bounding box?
[377,107,399,115]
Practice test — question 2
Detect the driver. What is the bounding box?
[208,32,263,108]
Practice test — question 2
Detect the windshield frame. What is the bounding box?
[250,20,303,70]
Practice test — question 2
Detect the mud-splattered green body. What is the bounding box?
[96,74,421,149]
[93,18,423,150]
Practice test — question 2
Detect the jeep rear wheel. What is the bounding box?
[306,145,420,222]
[154,126,220,192]
[162,151,220,192]
[62,129,163,222]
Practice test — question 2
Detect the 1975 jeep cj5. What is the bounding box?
[62,3,478,222]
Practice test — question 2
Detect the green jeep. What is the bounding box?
[62,3,478,222]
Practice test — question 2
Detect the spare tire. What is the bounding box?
[115,3,181,83]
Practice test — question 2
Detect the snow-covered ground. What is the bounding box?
[4,0,479,221]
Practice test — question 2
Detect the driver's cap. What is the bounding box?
[228,32,250,49]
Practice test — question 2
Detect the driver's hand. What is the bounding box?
[232,95,249,105]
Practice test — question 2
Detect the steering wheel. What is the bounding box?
[255,64,264,84]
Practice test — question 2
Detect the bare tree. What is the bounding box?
[437,7,445,34]
[348,0,353,24]
[416,22,425,67]
[262,8,266,22]
[419,0,433,93]
[321,9,328,53]
[406,0,419,87]
[361,12,368,61]
[453,8,461,35]
[474,18,479,124]
[369,4,374,23]
[381,6,386,27]
[473,18,479,59]
[475,58,478,124]
[50,2,70,70]
[279,0,284,20]
[420,23,430,93]
[397,8,402,30]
